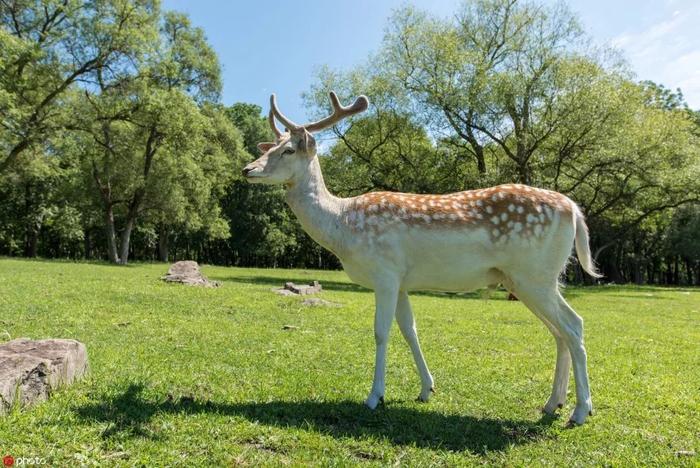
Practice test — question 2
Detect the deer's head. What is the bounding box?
[243,92,368,185]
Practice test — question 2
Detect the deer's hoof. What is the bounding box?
[417,386,435,403]
[364,393,384,410]
[568,403,593,426]
[542,401,565,415]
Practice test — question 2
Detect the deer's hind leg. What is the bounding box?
[506,276,592,425]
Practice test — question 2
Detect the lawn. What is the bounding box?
[0,258,698,466]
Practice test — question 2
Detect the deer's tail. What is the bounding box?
[573,205,603,278]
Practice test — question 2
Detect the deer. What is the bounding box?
[242,92,601,425]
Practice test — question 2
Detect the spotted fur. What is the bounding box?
[346,184,572,243]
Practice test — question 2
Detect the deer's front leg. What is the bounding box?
[365,284,399,409]
[395,291,434,402]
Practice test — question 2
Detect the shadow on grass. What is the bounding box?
[215,275,500,301]
[561,289,682,300]
[73,384,557,454]
[562,284,699,296]
[217,275,369,293]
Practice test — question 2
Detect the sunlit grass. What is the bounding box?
[0,258,698,465]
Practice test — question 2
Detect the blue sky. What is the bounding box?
[163,0,700,118]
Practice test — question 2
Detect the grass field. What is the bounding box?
[0,258,698,466]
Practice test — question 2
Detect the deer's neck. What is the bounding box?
[284,158,349,256]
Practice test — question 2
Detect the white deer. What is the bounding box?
[243,92,601,425]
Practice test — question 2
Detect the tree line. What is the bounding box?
[1,0,698,284]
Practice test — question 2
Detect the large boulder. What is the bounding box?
[162,261,220,287]
[0,338,88,415]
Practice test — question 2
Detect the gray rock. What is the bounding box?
[0,338,88,415]
[273,280,322,296]
[162,260,220,287]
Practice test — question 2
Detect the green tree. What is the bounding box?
[666,205,700,285]
[0,144,82,257]
[0,0,158,173]
[382,0,597,183]
[70,7,240,264]
[308,0,700,283]
[306,65,479,195]
[149,104,244,262]
[220,103,302,267]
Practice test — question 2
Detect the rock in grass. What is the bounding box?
[162,261,220,287]
[0,338,88,415]
[272,281,322,296]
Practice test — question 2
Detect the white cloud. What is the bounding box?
[610,3,700,108]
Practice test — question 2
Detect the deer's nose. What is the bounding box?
[242,165,256,176]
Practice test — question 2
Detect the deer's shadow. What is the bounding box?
[73,383,557,454]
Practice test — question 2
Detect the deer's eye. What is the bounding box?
[282,148,295,155]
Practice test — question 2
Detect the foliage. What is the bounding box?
[666,205,700,284]
[305,0,700,284]
[3,1,244,263]
[0,0,159,173]
[1,0,699,281]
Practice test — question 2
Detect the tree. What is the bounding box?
[666,205,700,285]
[307,0,700,283]
[0,0,158,174]
[218,103,303,267]
[305,65,478,195]
[69,7,240,264]
[137,103,244,262]
[561,82,700,277]
[0,143,82,257]
[379,0,632,184]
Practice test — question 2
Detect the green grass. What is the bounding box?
[0,258,698,466]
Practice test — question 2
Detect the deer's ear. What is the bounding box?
[257,142,275,153]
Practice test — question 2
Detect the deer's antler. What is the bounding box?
[269,92,369,135]
[304,92,369,133]
[268,109,283,139]
[270,94,302,133]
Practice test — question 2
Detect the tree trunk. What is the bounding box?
[114,128,157,265]
[105,206,119,263]
[674,258,679,284]
[118,217,135,265]
[158,226,169,262]
[473,144,486,175]
[444,109,487,175]
[22,182,39,258]
[517,160,531,185]
[84,229,92,260]
[24,227,39,258]
[573,264,584,284]
[633,257,643,285]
